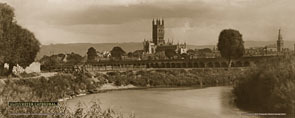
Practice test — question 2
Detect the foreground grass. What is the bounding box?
[1,72,103,101]
[0,100,135,118]
[233,55,295,114]
[0,72,135,118]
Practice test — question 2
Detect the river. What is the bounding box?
[66,86,245,118]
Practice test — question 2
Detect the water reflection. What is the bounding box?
[66,87,245,118]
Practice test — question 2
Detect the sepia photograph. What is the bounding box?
[0,0,295,118]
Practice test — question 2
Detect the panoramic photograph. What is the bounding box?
[0,0,295,118]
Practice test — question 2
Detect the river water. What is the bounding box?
[66,86,246,118]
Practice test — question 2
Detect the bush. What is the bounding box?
[0,72,133,118]
[103,69,242,87]
[0,72,105,101]
[233,56,295,114]
[0,99,134,118]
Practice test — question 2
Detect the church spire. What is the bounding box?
[277,28,284,52]
[278,29,283,41]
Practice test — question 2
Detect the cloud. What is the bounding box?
[1,0,295,45]
[34,0,215,26]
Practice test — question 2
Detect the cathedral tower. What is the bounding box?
[277,29,284,52]
[152,19,165,45]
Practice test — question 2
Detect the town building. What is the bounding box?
[96,51,111,61]
[246,29,286,56]
[143,19,187,54]
[263,29,285,53]
[245,47,265,56]
[277,29,284,52]
[264,29,284,54]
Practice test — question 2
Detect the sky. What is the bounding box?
[0,0,294,45]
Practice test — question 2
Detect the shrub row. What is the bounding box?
[104,69,245,87]
[233,56,295,114]
[0,72,134,118]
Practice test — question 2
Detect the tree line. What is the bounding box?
[41,29,246,69]
[1,2,246,76]
[0,3,40,76]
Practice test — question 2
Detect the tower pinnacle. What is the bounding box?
[278,29,283,40]
[152,18,165,45]
[277,29,284,52]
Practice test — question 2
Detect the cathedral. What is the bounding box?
[143,19,187,54]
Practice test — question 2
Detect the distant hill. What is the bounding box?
[244,40,295,49]
[36,40,295,59]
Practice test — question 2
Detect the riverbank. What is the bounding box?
[103,68,247,87]
[0,68,248,117]
[0,73,139,118]
[0,68,247,101]
[57,83,143,102]
[66,86,243,118]
[233,55,295,115]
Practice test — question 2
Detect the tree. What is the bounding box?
[66,53,83,65]
[197,48,213,58]
[87,47,97,63]
[133,50,144,58]
[110,46,126,60]
[198,48,212,53]
[187,49,195,55]
[40,54,66,71]
[165,49,176,59]
[180,53,189,60]
[0,3,40,75]
[187,49,196,59]
[127,52,133,58]
[0,3,14,74]
[155,51,166,60]
[217,29,245,67]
